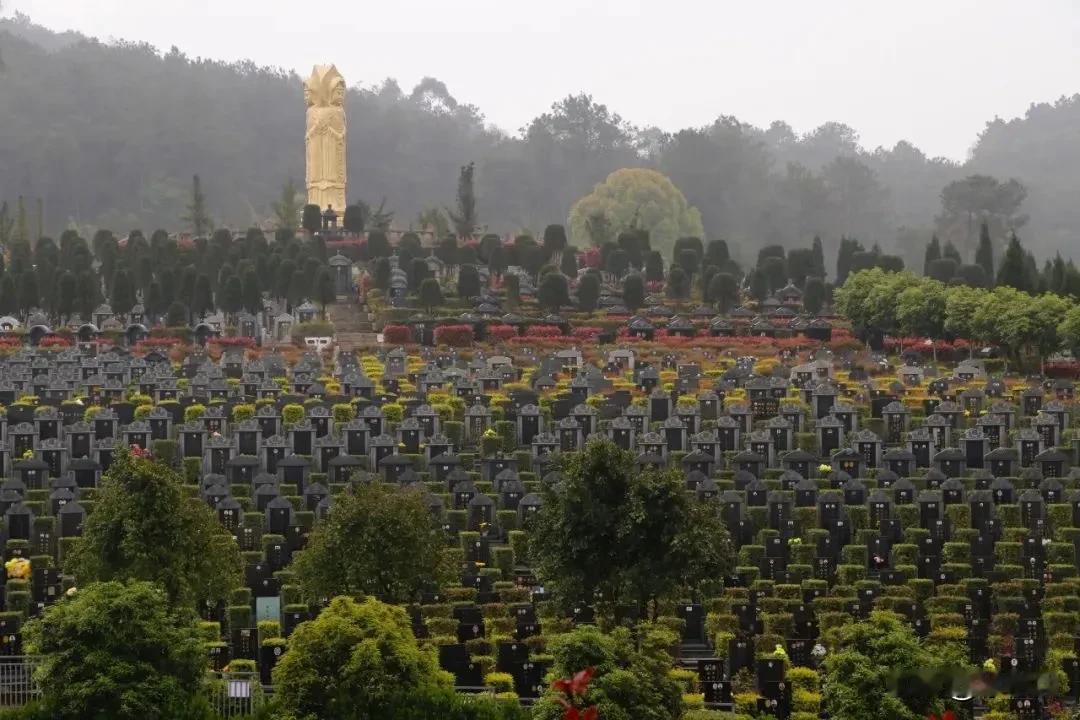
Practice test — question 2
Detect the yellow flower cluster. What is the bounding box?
[5,558,30,580]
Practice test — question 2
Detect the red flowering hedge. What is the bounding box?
[138,336,185,347]
[528,325,564,337]
[434,324,474,347]
[486,324,517,342]
[39,336,72,348]
[210,337,257,349]
[572,326,602,339]
[382,325,413,344]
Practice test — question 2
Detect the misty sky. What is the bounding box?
[6,0,1080,161]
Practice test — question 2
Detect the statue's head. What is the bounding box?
[305,64,346,108]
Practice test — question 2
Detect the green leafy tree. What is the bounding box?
[67,450,242,608]
[538,272,570,312]
[532,624,683,720]
[292,484,449,603]
[418,277,443,314]
[531,439,732,619]
[895,279,946,340]
[823,611,957,720]
[447,161,478,239]
[272,596,452,720]
[23,580,209,720]
[1058,304,1080,355]
[568,168,704,257]
[622,273,645,311]
[936,174,1027,256]
[272,177,302,230]
[584,211,612,247]
[181,174,211,237]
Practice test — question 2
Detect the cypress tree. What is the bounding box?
[974,222,994,281]
[923,235,942,276]
[996,232,1030,292]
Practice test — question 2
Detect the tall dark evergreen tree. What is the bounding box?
[622,274,645,311]
[803,277,826,314]
[0,274,17,316]
[55,271,77,324]
[577,272,600,311]
[314,269,336,318]
[836,236,864,285]
[241,269,262,315]
[542,224,568,258]
[942,240,962,264]
[457,264,480,300]
[182,174,211,237]
[17,271,38,318]
[644,251,664,282]
[975,221,995,281]
[190,273,214,320]
[447,161,478,239]
[923,235,941,275]
[996,232,1030,292]
[418,277,443,314]
[109,269,135,316]
[301,204,321,235]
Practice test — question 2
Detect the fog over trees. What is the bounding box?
[3,12,1080,270]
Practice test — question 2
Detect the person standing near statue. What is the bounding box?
[305,65,347,212]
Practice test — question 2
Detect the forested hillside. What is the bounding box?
[1,12,1078,267]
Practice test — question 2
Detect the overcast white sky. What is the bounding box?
[6,0,1080,161]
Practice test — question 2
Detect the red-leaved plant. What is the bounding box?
[552,667,598,720]
[927,711,955,720]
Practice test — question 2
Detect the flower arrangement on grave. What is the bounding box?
[817,463,832,475]
[5,557,30,581]
[129,444,151,459]
[20,449,33,461]
[787,537,802,546]
[927,712,955,720]
[982,658,996,674]
[551,667,598,720]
